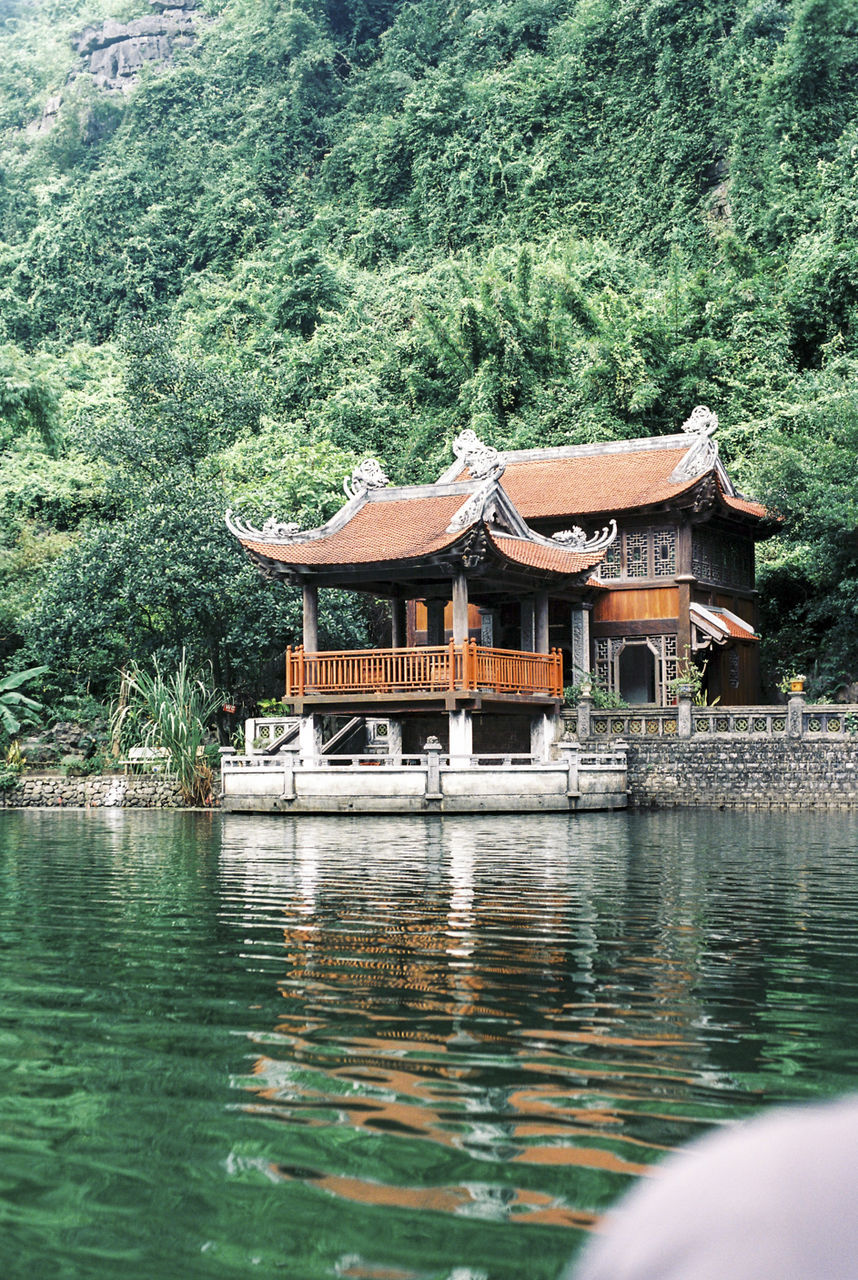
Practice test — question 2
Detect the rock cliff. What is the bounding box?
[74,0,200,93]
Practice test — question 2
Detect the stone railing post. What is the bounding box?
[677,691,693,739]
[577,694,593,742]
[557,740,579,798]
[424,735,442,800]
[281,751,296,800]
[788,691,807,738]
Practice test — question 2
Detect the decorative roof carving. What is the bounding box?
[452,429,505,481]
[670,406,720,482]
[225,509,302,543]
[552,520,618,552]
[446,479,498,533]
[344,458,390,500]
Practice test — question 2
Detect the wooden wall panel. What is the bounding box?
[593,587,679,623]
[715,593,755,625]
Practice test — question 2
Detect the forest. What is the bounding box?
[0,0,857,723]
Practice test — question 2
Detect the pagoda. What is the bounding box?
[226,408,772,760]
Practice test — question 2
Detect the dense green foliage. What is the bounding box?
[1,0,857,700]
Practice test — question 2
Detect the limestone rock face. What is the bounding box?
[73,1,200,93]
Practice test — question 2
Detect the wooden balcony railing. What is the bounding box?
[285,642,563,699]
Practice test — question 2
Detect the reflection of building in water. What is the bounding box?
[226,817,738,1227]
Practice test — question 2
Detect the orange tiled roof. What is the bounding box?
[488,532,605,575]
[720,491,769,520]
[691,602,759,642]
[236,489,607,578]
[713,611,758,640]
[240,493,466,565]
[455,447,695,519]
[448,441,771,524]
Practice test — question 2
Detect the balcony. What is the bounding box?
[285,641,563,702]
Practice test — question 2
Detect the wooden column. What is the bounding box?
[520,598,535,651]
[391,597,407,648]
[426,600,445,646]
[534,591,550,654]
[302,584,318,653]
[452,570,469,643]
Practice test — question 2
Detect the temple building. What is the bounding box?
[226,407,772,757]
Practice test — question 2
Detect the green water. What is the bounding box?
[2,809,858,1280]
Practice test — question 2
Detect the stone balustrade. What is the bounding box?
[566,695,858,741]
[221,744,628,814]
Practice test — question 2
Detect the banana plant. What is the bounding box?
[0,666,47,740]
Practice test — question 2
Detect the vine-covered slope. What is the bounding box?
[1,0,857,696]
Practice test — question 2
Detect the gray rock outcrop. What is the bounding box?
[74,2,199,93]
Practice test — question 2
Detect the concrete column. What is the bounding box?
[577,693,593,742]
[298,713,323,764]
[426,600,445,645]
[677,691,693,738]
[530,711,558,761]
[534,591,550,654]
[424,734,443,799]
[281,751,296,800]
[788,691,807,738]
[302,584,318,652]
[520,598,535,651]
[556,741,580,798]
[391,597,407,648]
[570,605,591,680]
[448,709,473,764]
[452,570,469,643]
[386,717,403,759]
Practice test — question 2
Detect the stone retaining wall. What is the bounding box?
[0,773,205,809]
[5,742,858,811]
[626,738,858,808]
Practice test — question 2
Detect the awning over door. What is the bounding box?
[690,603,758,650]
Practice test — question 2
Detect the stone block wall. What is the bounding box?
[0,773,210,809]
[627,738,858,808]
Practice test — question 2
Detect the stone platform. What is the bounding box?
[221,746,628,815]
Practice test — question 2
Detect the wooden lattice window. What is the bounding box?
[595,527,677,581]
[653,529,676,577]
[600,543,621,580]
[692,529,753,588]
[626,532,648,579]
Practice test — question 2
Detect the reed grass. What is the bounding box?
[113,653,221,805]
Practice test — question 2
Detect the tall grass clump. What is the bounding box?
[113,652,221,805]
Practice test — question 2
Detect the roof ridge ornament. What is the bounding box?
[670,406,720,482]
[552,519,618,552]
[446,478,498,533]
[225,509,302,542]
[452,429,505,481]
[344,458,390,500]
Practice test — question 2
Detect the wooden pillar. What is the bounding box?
[534,591,549,654]
[520,598,535,651]
[391,597,407,648]
[452,570,469,643]
[302,584,318,652]
[426,600,445,646]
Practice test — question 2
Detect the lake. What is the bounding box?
[1,808,857,1280]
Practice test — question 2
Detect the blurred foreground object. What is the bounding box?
[566,1095,858,1280]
